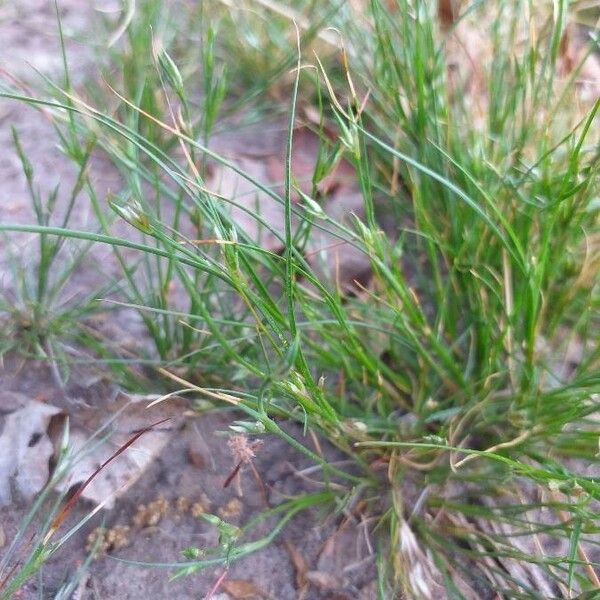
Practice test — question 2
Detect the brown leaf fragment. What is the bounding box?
[188,426,214,470]
[438,0,460,27]
[52,392,186,509]
[304,190,372,294]
[359,581,378,600]
[560,23,600,101]
[0,392,63,505]
[305,570,343,592]
[187,444,206,469]
[284,539,309,590]
[47,417,171,539]
[221,579,264,599]
[206,158,284,252]
[265,127,355,201]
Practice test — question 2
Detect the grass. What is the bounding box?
[0,127,115,384]
[0,0,599,597]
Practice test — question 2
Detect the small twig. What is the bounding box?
[343,554,375,574]
[249,461,270,508]
[204,569,228,600]
[294,459,355,476]
[551,492,600,589]
[223,461,242,489]
[292,471,346,491]
[409,484,432,522]
[70,572,90,600]
[452,428,535,470]
[360,513,374,555]
[44,417,170,544]
[216,0,339,47]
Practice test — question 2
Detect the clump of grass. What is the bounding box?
[1,0,599,597]
[0,126,113,383]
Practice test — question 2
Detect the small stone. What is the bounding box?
[305,570,343,591]
[187,445,206,469]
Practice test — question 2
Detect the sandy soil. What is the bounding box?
[0,357,376,600]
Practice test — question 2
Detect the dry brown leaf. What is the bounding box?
[52,391,186,509]
[221,579,264,599]
[187,441,206,469]
[284,539,309,590]
[560,23,600,101]
[304,190,373,293]
[359,580,378,600]
[440,1,489,125]
[305,570,343,591]
[316,521,374,580]
[207,145,371,292]
[394,520,447,600]
[438,0,460,27]
[0,391,63,505]
[208,119,374,292]
[206,158,285,252]
[265,127,355,201]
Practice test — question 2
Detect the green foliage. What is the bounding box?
[1,0,599,597]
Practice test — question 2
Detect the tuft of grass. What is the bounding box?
[0,127,114,384]
[0,0,599,597]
